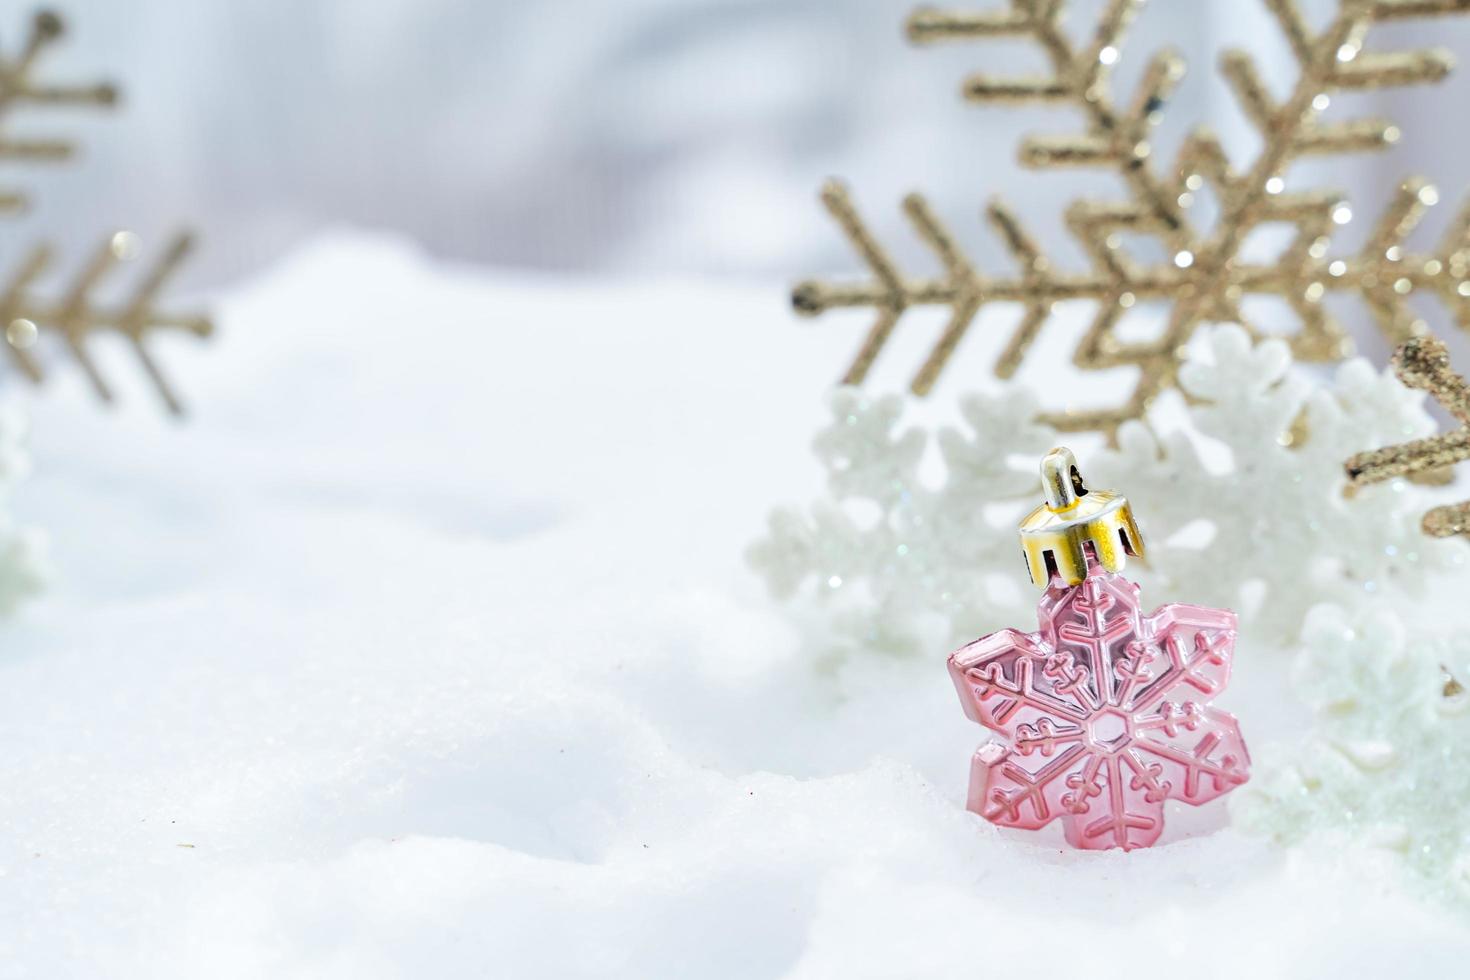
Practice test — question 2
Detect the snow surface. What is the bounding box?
[2,233,1468,976]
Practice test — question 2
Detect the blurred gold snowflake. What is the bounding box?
[796,0,1470,437]
[0,10,209,413]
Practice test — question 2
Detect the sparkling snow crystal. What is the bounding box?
[1232,603,1470,905]
[751,326,1467,656]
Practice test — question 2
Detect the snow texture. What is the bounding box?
[3,234,1470,976]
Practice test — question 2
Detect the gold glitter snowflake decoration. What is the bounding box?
[0,10,210,414]
[794,0,1470,436]
[1346,334,1470,536]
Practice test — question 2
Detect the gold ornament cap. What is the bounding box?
[1019,447,1144,588]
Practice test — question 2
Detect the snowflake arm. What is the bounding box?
[949,628,1090,735]
[1346,335,1470,537]
[794,0,1470,438]
[1134,708,1249,802]
[1129,603,1238,712]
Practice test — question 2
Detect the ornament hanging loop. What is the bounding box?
[1019,447,1144,588]
[1039,447,1088,511]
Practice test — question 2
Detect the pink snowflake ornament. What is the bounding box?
[949,448,1249,850]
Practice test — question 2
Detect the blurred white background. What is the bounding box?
[4,0,1470,364]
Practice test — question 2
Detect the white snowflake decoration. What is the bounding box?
[751,326,1465,656]
[1088,325,1465,639]
[1232,603,1470,905]
[747,387,1053,658]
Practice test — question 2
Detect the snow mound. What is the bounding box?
[2,234,1466,976]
